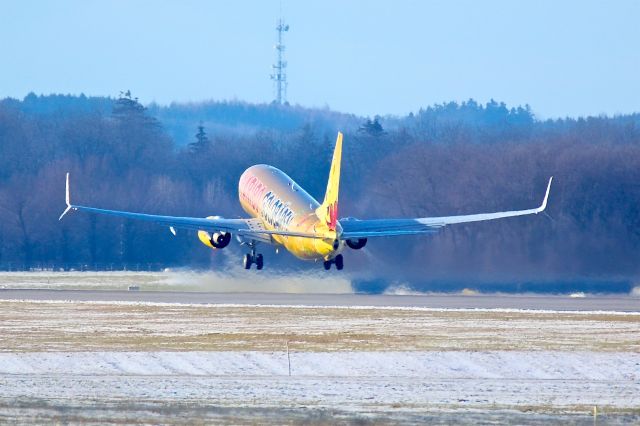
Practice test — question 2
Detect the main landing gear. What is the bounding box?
[243,241,263,270]
[323,254,344,271]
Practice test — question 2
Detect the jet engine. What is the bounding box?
[198,230,232,249]
[345,238,367,250]
[210,232,231,248]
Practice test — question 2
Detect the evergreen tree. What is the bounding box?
[112,90,147,120]
[108,90,169,172]
[189,123,211,154]
[358,116,386,137]
[112,90,161,131]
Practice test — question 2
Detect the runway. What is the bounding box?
[0,288,638,312]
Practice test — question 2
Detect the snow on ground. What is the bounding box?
[0,299,637,352]
[0,351,636,381]
[0,289,637,421]
[0,351,637,413]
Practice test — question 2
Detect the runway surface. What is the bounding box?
[0,288,637,311]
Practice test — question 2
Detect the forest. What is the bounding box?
[1,93,639,293]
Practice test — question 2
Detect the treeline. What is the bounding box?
[1,93,639,292]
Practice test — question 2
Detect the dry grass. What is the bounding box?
[0,301,637,352]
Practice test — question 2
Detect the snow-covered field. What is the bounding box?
[0,299,637,352]
[0,351,637,412]
[0,350,637,382]
[0,290,638,423]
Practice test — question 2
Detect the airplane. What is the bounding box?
[59,132,552,270]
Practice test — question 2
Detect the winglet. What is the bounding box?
[58,172,73,220]
[536,176,553,213]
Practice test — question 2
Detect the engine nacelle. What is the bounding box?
[346,238,367,250]
[198,230,232,249]
[211,232,231,249]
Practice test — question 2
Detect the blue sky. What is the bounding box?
[1,0,638,118]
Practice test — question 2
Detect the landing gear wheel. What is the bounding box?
[243,240,264,270]
[323,254,344,271]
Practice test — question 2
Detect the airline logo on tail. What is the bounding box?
[325,201,338,231]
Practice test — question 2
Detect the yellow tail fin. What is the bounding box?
[316,132,342,232]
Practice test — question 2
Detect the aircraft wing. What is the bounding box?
[340,177,552,239]
[63,203,245,232]
[58,174,296,244]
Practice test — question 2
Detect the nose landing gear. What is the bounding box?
[243,241,264,270]
[323,254,344,271]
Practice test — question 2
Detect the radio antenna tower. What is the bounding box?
[271,17,289,105]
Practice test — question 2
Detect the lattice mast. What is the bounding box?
[271,18,289,104]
